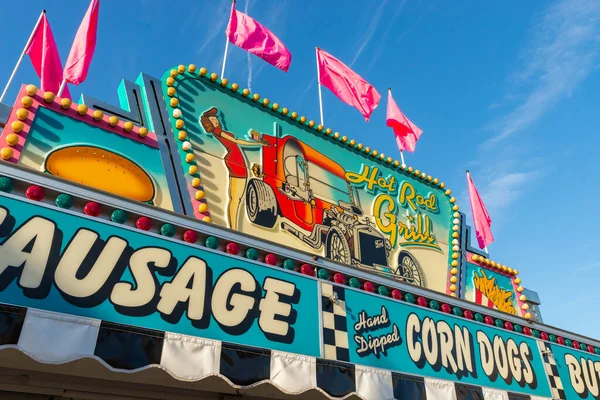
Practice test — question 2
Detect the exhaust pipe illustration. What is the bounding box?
[281,221,329,249]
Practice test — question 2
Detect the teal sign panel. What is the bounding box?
[163,70,455,294]
[463,261,519,315]
[0,194,320,357]
[552,344,600,399]
[21,107,174,211]
[343,288,552,397]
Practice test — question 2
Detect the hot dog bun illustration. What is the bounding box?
[45,145,155,202]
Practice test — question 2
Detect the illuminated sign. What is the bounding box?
[340,286,552,396]
[162,70,456,294]
[464,261,519,315]
[0,195,319,355]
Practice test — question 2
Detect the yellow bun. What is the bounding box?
[1,147,14,160]
[45,145,154,202]
[21,97,33,108]
[25,85,37,96]
[6,134,19,146]
[17,108,29,122]
[61,98,72,109]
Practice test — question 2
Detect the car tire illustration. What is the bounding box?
[397,250,426,287]
[246,179,278,228]
[326,227,352,265]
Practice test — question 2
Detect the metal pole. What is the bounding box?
[221,0,235,79]
[316,47,324,126]
[57,78,67,97]
[400,151,405,166]
[221,40,230,79]
[0,10,46,103]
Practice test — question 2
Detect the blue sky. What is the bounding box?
[1,0,599,337]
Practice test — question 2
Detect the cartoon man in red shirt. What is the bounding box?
[200,107,267,230]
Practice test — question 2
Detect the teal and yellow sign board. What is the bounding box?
[464,260,520,315]
[0,86,174,211]
[0,194,319,356]
[0,192,571,398]
[340,285,551,396]
[162,68,457,295]
[553,345,600,399]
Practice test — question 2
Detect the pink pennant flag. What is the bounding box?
[316,48,381,121]
[386,89,422,153]
[63,0,99,85]
[467,171,494,249]
[25,14,71,98]
[226,2,291,72]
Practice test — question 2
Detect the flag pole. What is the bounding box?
[57,78,67,97]
[221,0,235,79]
[221,37,230,79]
[0,9,46,103]
[316,47,324,126]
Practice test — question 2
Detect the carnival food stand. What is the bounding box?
[0,65,595,400]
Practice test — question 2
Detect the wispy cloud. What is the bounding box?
[574,262,600,273]
[179,7,203,34]
[367,0,408,72]
[350,0,389,66]
[479,171,539,212]
[244,0,289,85]
[197,2,231,56]
[561,292,600,308]
[465,0,600,247]
[460,170,538,220]
[575,241,600,250]
[460,153,544,241]
[488,0,600,143]
[295,78,317,110]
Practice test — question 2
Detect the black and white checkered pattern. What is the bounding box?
[537,341,566,400]
[0,304,553,400]
[321,282,350,362]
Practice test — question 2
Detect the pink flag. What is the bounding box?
[467,171,494,249]
[226,3,291,72]
[386,89,422,153]
[316,48,381,121]
[63,0,99,85]
[25,14,71,98]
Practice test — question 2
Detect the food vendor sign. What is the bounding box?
[550,344,600,399]
[162,68,458,295]
[0,192,582,398]
[0,194,320,356]
[319,282,554,397]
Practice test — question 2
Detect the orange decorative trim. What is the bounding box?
[0,85,158,166]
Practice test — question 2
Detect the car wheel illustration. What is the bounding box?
[397,250,426,287]
[326,227,352,265]
[245,179,278,228]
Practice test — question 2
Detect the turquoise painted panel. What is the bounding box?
[343,288,552,397]
[0,194,320,357]
[21,107,173,210]
[163,70,455,294]
[463,262,519,315]
[552,344,600,399]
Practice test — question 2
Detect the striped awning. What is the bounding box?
[0,305,554,400]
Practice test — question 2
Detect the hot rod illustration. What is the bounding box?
[245,132,426,287]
